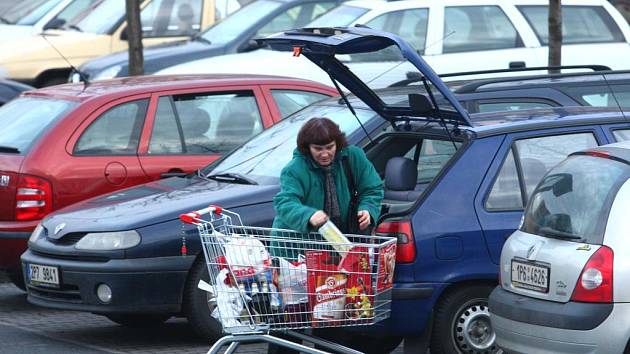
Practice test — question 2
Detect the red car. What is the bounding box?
[0,74,335,287]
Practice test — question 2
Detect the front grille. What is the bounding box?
[31,250,109,262]
[48,232,85,246]
[28,284,82,303]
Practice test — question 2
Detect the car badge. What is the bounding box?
[0,175,9,187]
[54,223,66,235]
[576,244,591,251]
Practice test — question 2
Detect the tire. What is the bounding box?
[7,270,25,291]
[105,314,171,327]
[430,285,502,354]
[183,258,223,341]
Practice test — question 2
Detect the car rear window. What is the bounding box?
[522,155,629,244]
[0,97,77,154]
[518,5,625,45]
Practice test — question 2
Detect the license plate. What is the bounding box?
[28,263,59,288]
[511,259,549,293]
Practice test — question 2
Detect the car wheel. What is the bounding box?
[7,270,25,291]
[430,285,502,354]
[105,314,171,327]
[183,257,223,341]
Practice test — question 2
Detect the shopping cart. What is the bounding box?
[180,206,398,354]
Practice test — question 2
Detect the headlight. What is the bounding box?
[75,230,140,250]
[28,223,44,244]
[92,65,122,81]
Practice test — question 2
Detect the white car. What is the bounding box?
[157,0,630,85]
[489,141,630,353]
[0,0,96,41]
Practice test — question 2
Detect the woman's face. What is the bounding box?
[309,141,336,166]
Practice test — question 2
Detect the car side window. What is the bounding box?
[402,139,460,184]
[255,2,337,38]
[141,0,203,37]
[149,91,263,155]
[486,132,598,210]
[518,5,625,45]
[271,90,329,118]
[443,6,521,54]
[50,0,100,28]
[613,129,630,141]
[74,99,148,156]
[476,100,556,113]
[364,8,429,53]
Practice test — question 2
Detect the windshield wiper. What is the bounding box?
[0,146,20,153]
[207,172,257,185]
[538,227,582,241]
[68,24,82,32]
[0,17,11,24]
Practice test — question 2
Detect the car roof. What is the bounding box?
[344,0,608,10]
[22,74,330,102]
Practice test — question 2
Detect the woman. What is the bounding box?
[273,117,383,236]
[268,117,383,354]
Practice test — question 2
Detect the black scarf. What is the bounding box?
[322,164,342,230]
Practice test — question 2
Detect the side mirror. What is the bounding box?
[408,93,433,115]
[120,27,128,41]
[241,39,265,52]
[43,18,66,30]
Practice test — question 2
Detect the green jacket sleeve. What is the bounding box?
[350,146,384,225]
[273,164,318,233]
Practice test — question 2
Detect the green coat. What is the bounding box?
[271,145,383,258]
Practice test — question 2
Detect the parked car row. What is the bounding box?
[14,27,630,354]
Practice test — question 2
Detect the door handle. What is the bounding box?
[509,61,526,69]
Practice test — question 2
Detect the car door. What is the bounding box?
[138,86,273,180]
[474,126,606,264]
[62,96,150,207]
[111,0,209,52]
[423,4,542,74]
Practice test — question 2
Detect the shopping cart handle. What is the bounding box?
[179,205,223,223]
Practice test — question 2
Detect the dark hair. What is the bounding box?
[297,117,348,155]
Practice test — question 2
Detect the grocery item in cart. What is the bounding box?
[274,256,308,305]
[211,269,249,327]
[317,220,352,257]
[223,236,271,279]
[306,250,348,326]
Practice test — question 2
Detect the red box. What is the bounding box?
[306,251,347,326]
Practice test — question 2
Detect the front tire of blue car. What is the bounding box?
[431,285,501,354]
[184,257,223,341]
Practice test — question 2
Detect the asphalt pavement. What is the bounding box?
[0,279,406,354]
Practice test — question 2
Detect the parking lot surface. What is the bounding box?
[0,275,404,354]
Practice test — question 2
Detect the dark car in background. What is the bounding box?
[73,0,344,82]
[0,79,32,106]
[0,74,334,288]
[22,28,630,354]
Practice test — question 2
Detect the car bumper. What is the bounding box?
[489,287,628,354]
[22,249,195,314]
[0,221,36,269]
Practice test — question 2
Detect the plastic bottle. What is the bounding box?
[318,220,352,257]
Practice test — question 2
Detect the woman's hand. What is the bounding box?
[309,210,328,227]
[358,210,371,230]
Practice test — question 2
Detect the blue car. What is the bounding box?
[25,27,630,354]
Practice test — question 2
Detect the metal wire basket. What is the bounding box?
[180,206,397,336]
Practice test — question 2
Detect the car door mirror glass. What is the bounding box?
[120,27,128,41]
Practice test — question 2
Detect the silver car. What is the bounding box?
[489,141,630,354]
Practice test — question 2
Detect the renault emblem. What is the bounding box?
[54,223,66,235]
[0,175,9,187]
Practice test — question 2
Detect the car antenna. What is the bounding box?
[40,34,90,90]
[601,75,628,120]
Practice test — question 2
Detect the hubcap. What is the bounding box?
[454,301,500,353]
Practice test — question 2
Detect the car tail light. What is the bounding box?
[15,174,52,221]
[376,220,415,263]
[570,246,613,303]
